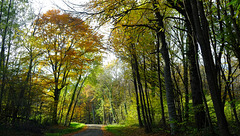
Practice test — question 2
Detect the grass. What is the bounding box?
[45,122,85,136]
[105,124,126,136]
[104,124,168,136]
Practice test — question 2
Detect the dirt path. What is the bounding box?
[72,124,103,136]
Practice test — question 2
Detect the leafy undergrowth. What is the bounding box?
[45,122,85,136]
[103,125,171,136]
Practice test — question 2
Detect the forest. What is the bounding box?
[0,0,240,136]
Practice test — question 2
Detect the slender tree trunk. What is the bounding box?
[130,54,143,128]
[172,69,182,122]
[183,50,189,122]
[39,102,43,123]
[124,85,128,116]
[156,32,166,128]
[92,102,95,124]
[68,75,87,126]
[108,86,115,123]
[65,74,82,126]
[143,55,153,124]
[102,94,106,124]
[159,31,177,134]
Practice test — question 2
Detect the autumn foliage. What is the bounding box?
[34,9,102,124]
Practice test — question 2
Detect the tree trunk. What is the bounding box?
[92,102,95,124]
[159,31,177,134]
[156,30,166,128]
[186,27,207,129]
[53,87,60,124]
[65,74,82,126]
[143,55,153,124]
[102,94,106,124]
[130,52,143,128]
[172,69,183,122]
[183,48,189,122]
[152,1,177,134]
[68,75,87,126]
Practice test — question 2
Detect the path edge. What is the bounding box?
[62,125,88,136]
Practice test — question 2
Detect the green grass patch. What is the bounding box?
[105,124,170,136]
[105,124,126,136]
[45,122,85,136]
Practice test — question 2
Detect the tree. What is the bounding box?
[34,9,102,124]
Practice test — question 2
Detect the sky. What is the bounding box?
[31,0,89,14]
[31,0,116,65]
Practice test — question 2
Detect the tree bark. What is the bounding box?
[156,30,166,128]
[53,87,60,125]
[186,25,207,129]
[183,46,189,122]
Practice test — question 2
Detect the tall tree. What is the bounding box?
[34,9,102,124]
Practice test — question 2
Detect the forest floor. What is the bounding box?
[45,122,85,136]
[102,125,171,136]
[0,123,171,136]
[62,125,88,136]
[63,124,171,136]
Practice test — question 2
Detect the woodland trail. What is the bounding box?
[72,124,103,136]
